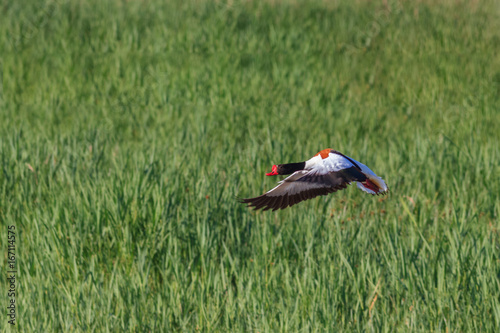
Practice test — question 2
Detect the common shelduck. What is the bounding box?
[241,148,388,211]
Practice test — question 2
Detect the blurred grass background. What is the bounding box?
[1,0,500,331]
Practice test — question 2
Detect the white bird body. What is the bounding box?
[241,148,388,211]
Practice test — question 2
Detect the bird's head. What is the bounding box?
[266,162,305,176]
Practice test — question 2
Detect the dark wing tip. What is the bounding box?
[240,194,290,211]
[239,197,251,204]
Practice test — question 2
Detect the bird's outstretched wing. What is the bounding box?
[241,166,366,211]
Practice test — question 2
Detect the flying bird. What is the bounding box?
[241,148,388,211]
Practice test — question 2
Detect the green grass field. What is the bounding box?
[1,0,500,331]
